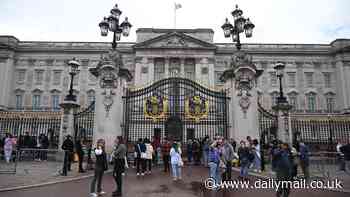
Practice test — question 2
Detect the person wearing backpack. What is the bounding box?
[112,136,127,197]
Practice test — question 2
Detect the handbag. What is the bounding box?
[141,152,147,159]
[178,154,184,167]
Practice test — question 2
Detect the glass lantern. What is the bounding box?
[244,18,255,38]
[99,17,109,36]
[120,17,132,36]
[221,18,233,38]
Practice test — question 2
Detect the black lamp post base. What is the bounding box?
[64,94,77,102]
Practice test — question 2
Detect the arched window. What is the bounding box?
[288,92,298,111]
[14,89,25,110]
[50,90,61,111]
[87,90,95,105]
[325,93,336,112]
[306,93,317,112]
[32,89,43,110]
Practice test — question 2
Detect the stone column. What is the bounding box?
[221,52,263,142]
[180,58,185,77]
[59,107,75,149]
[208,57,215,87]
[0,36,18,110]
[89,50,132,152]
[148,57,154,84]
[165,58,169,78]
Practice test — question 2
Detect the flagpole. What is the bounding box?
[174,3,176,29]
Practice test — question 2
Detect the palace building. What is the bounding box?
[1,28,349,113]
[0,28,350,148]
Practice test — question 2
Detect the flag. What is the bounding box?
[175,3,182,10]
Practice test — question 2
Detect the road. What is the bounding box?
[0,166,348,197]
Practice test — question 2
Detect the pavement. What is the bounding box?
[0,161,349,197]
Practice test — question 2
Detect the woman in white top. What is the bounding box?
[144,138,154,174]
[4,133,14,163]
[170,142,182,181]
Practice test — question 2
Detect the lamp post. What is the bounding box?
[221,4,255,50]
[99,4,132,50]
[272,62,293,144]
[64,58,81,102]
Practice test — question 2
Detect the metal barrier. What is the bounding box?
[308,151,347,180]
[0,148,66,174]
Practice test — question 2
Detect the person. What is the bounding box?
[208,139,221,187]
[4,133,14,163]
[134,138,146,176]
[221,137,234,181]
[298,142,309,180]
[193,139,201,165]
[144,138,154,174]
[336,140,345,171]
[170,142,182,181]
[39,134,49,161]
[161,138,171,173]
[75,138,86,173]
[340,139,350,174]
[246,136,252,148]
[90,139,108,197]
[86,140,94,170]
[112,136,127,197]
[229,138,236,152]
[238,140,250,180]
[252,139,261,173]
[186,139,193,164]
[151,136,160,165]
[202,136,210,166]
[61,135,74,176]
[274,142,293,197]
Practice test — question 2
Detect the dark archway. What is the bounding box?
[165,116,183,141]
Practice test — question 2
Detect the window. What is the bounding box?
[87,91,96,105]
[271,92,279,107]
[214,71,224,85]
[307,93,316,112]
[15,95,23,110]
[52,70,62,85]
[305,72,313,87]
[270,72,277,87]
[325,93,335,112]
[32,95,41,110]
[201,67,208,75]
[324,73,332,88]
[154,58,165,81]
[288,93,298,111]
[88,72,97,82]
[35,70,44,85]
[16,70,26,84]
[52,95,60,111]
[287,72,296,87]
[141,66,148,74]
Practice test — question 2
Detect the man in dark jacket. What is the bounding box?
[274,143,293,197]
[340,140,350,174]
[61,135,74,176]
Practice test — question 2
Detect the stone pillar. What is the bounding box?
[180,58,185,77]
[59,108,75,149]
[208,57,215,87]
[165,58,169,78]
[148,57,154,84]
[0,36,18,110]
[89,50,132,152]
[221,52,263,142]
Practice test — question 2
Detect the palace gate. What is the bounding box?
[123,77,229,143]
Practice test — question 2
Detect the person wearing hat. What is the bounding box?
[61,135,74,176]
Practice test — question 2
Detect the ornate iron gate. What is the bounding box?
[123,77,229,143]
[73,101,95,142]
[258,103,278,146]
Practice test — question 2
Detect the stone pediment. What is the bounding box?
[133,32,216,50]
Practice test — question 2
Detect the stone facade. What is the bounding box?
[1,28,350,114]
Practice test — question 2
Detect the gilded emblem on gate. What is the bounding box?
[185,95,209,122]
[144,94,168,122]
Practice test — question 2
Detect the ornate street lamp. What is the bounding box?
[221,5,255,50]
[99,4,132,50]
[272,62,292,113]
[60,58,81,110]
[65,58,80,102]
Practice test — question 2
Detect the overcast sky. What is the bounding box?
[1,0,349,44]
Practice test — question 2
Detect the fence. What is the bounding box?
[290,114,350,150]
[0,111,62,149]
